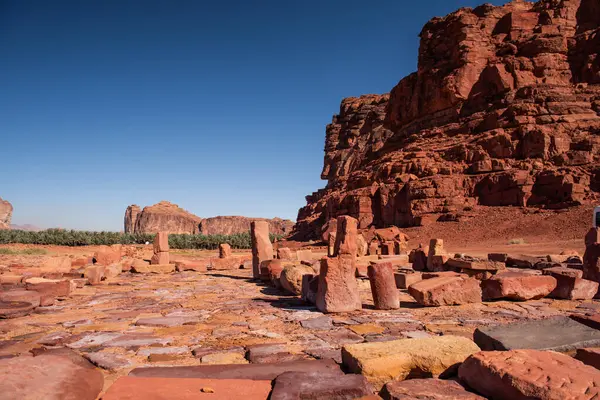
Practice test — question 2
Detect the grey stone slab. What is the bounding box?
[474,317,600,352]
[300,316,333,330]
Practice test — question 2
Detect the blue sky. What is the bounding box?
[1,0,507,231]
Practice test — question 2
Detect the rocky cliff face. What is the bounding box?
[125,201,202,234]
[0,198,13,230]
[200,216,294,236]
[295,0,600,240]
[125,201,294,235]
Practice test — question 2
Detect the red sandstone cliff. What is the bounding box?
[0,197,13,230]
[200,216,294,236]
[295,0,600,240]
[125,201,294,235]
[125,201,202,234]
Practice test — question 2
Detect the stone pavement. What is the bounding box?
[1,261,600,398]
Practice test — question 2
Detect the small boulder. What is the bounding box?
[280,264,315,295]
[482,272,557,301]
[408,276,482,306]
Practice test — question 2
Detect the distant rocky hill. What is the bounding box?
[294,0,600,240]
[125,201,294,235]
[10,224,40,232]
[0,197,13,230]
[200,216,294,236]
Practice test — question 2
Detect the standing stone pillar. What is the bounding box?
[151,232,169,265]
[368,262,399,310]
[219,243,232,259]
[316,256,362,313]
[251,221,273,279]
[316,215,362,313]
[583,228,600,296]
[427,239,447,271]
[333,216,358,257]
[327,233,337,257]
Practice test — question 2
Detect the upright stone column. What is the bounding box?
[151,232,169,265]
[427,239,447,271]
[327,232,337,257]
[333,216,358,257]
[219,243,232,259]
[316,256,362,313]
[251,221,273,279]
[316,215,362,313]
[368,262,400,310]
[584,228,600,296]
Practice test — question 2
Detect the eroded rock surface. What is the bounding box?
[294,0,600,240]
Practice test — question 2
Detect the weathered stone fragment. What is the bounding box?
[342,336,480,388]
[153,232,169,253]
[408,276,482,306]
[131,264,175,274]
[219,243,232,258]
[394,271,422,289]
[251,220,273,279]
[381,379,484,400]
[130,359,341,380]
[459,350,600,400]
[544,267,598,299]
[270,371,372,400]
[84,265,105,285]
[481,272,556,301]
[150,251,169,265]
[280,264,315,295]
[103,377,272,400]
[474,317,600,352]
[277,247,293,260]
[427,239,446,271]
[316,256,362,313]
[368,262,399,310]
[0,352,104,400]
[333,216,358,257]
[301,274,318,304]
[0,289,41,308]
[576,348,600,370]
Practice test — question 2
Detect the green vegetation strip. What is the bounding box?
[0,229,282,249]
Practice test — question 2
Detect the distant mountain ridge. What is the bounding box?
[125,201,294,235]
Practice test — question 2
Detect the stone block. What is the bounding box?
[474,317,600,352]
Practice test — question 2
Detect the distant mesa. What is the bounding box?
[0,197,13,230]
[125,201,294,236]
[10,224,40,232]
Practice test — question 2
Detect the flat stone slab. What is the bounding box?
[381,378,484,400]
[300,316,333,330]
[270,371,371,400]
[0,352,104,400]
[103,376,272,400]
[84,352,133,371]
[474,317,600,352]
[342,335,480,389]
[459,349,600,399]
[135,316,198,327]
[130,359,341,380]
[0,301,34,319]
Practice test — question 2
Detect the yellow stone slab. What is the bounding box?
[349,324,386,335]
[342,335,480,389]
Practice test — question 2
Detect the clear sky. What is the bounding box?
[1,0,507,231]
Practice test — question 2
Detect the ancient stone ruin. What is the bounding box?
[2,1,600,399]
[294,0,600,240]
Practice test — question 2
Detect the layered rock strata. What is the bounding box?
[295,0,600,240]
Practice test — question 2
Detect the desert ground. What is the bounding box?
[1,204,600,399]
